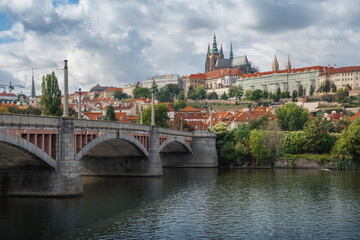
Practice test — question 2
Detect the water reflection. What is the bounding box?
[0,169,359,239]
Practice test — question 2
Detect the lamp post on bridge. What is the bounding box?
[78,88,81,119]
[151,82,156,126]
[180,112,184,131]
[210,104,213,129]
[63,60,69,117]
[140,106,143,125]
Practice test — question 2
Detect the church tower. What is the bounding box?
[30,68,36,99]
[286,55,292,70]
[272,55,279,71]
[205,33,224,73]
[230,42,233,60]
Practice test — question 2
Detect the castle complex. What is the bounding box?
[204,33,258,74]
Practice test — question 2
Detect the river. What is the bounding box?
[1,168,360,239]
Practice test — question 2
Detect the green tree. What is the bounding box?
[275,87,281,101]
[332,119,360,168]
[280,91,290,99]
[138,103,169,127]
[244,89,252,99]
[40,72,62,116]
[275,103,309,131]
[187,86,196,100]
[172,100,187,111]
[261,90,269,99]
[331,83,337,93]
[220,92,228,100]
[298,84,304,97]
[248,113,270,130]
[292,90,298,102]
[336,88,349,103]
[178,91,185,101]
[195,85,207,100]
[249,130,271,165]
[207,91,218,100]
[134,87,151,99]
[251,89,263,101]
[309,84,315,96]
[318,79,331,94]
[158,84,182,102]
[228,85,244,100]
[303,118,336,153]
[104,105,117,121]
[113,90,128,100]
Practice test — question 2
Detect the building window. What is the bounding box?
[188,112,193,117]
[196,112,201,117]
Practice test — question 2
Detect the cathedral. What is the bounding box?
[204,33,258,74]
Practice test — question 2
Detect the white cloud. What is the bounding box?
[0,0,359,95]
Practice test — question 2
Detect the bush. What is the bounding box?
[281,131,306,154]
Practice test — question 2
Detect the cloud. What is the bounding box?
[0,0,359,95]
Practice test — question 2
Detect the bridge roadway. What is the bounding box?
[0,113,217,197]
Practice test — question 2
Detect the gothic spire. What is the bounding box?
[272,54,279,71]
[220,44,223,55]
[212,32,218,53]
[230,42,233,60]
[31,68,36,99]
[207,43,210,54]
[286,55,292,70]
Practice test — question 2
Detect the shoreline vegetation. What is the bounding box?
[210,103,360,170]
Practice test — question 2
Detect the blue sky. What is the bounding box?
[0,0,360,95]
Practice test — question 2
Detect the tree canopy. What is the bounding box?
[113,90,128,100]
[134,87,151,99]
[137,103,169,127]
[104,105,117,121]
[228,85,244,100]
[275,103,309,131]
[40,72,62,116]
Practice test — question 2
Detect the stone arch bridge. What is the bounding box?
[0,114,217,197]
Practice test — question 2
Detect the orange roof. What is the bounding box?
[321,66,360,75]
[159,102,175,112]
[206,68,244,80]
[179,106,200,112]
[83,112,103,120]
[187,73,206,79]
[106,87,123,92]
[226,109,275,123]
[241,66,325,79]
[350,111,360,122]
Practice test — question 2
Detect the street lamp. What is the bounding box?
[140,106,143,125]
[151,84,155,126]
[78,88,81,119]
[180,112,184,131]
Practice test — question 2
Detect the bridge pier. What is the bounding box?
[0,118,83,197]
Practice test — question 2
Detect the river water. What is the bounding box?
[1,168,360,239]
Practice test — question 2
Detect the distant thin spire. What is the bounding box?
[212,32,218,53]
[286,55,292,70]
[220,44,223,55]
[230,42,233,60]
[272,54,279,71]
[31,68,36,99]
[207,43,210,54]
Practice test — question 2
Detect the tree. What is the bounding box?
[336,88,349,103]
[171,116,194,131]
[244,89,252,99]
[249,130,271,165]
[178,91,185,101]
[40,72,62,116]
[251,89,263,101]
[172,100,187,111]
[134,87,151,99]
[292,90,298,102]
[275,87,281,101]
[280,91,290,99]
[303,118,335,153]
[248,113,270,130]
[137,103,169,127]
[275,103,309,131]
[195,85,207,100]
[228,85,244,100]
[187,86,196,100]
[113,90,128,100]
[0,105,10,113]
[261,90,269,99]
[104,105,117,121]
[309,84,315,96]
[332,118,360,168]
[220,92,228,100]
[318,79,331,94]
[158,84,182,102]
[345,84,352,91]
[330,83,337,93]
[298,84,304,97]
[207,91,218,100]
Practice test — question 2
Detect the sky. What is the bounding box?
[0,0,360,95]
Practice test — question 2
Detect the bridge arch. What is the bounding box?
[159,136,192,153]
[0,131,57,169]
[75,132,149,161]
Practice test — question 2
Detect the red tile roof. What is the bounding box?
[350,111,360,122]
[179,106,200,112]
[241,66,326,79]
[320,66,360,75]
[0,91,16,97]
[206,68,244,80]
[187,73,207,79]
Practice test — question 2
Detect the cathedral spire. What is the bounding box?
[220,44,223,55]
[207,43,210,54]
[230,42,233,60]
[30,68,36,99]
[212,32,218,53]
[272,54,279,71]
[286,55,292,70]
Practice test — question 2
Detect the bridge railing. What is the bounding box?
[0,113,60,127]
[73,119,152,132]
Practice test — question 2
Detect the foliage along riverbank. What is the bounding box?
[210,103,360,170]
